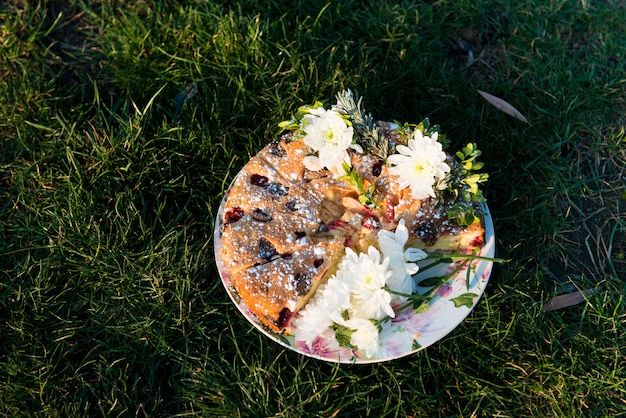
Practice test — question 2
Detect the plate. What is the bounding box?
[214,177,495,364]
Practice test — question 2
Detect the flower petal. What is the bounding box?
[303,155,324,171]
[404,247,427,262]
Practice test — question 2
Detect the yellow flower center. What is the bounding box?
[414,160,427,173]
[324,129,338,145]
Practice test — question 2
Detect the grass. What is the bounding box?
[1,0,625,416]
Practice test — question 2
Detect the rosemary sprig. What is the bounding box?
[333,90,393,160]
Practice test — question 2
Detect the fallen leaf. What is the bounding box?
[477,90,530,125]
[542,289,596,312]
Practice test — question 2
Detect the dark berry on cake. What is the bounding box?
[252,208,273,222]
[250,174,269,187]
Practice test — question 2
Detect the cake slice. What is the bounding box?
[399,199,485,252]
[347,134,485,253]
[220,211,323,273]
[233,235,345,332]
[222,156,323,219]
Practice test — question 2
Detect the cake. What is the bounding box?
[218,90,489,334]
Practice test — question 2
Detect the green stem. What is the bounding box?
[420,252,506,263]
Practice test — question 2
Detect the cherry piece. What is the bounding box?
[277,307,293,329]
[224,207,244,224]
[250,174,269,187]
[372,161,383,177]
[362,215,381,230]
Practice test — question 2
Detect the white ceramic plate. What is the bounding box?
[215,179,495,364]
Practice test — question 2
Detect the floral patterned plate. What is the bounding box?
[214,179,495,364]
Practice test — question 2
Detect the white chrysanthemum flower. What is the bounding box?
[378,219,428,299]
[339,247,395,320]
[293,275,351,345]
[320,276,352,325]
[387,130,450,199]
[344,317,380,358]
[292,301,332,346]
[294,231,427,358]
[302,107,360,176]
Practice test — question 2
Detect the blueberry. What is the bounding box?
[252,208,272,222]
[266,182,289,196]
[258,237,278,261]
[285,199,300,211]
[269,141,286,157]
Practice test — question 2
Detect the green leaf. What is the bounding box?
[451,293,478,308]
[333,324,357,349]
[341,309,350,321]
[278,120,300,130]
[414,302,430,313]
[447,203,478,228]
[417,276,449,288]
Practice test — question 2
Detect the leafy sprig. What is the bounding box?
[455,143,489,200]
[386,251,505,313]
[393,118,451,149]
[447,202,480,228]
[442,143,489,227]
[277,100,324,131]
[341,162,379,207]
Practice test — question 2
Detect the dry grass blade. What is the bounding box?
[477,90,530,124]
[542,289,596,312]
